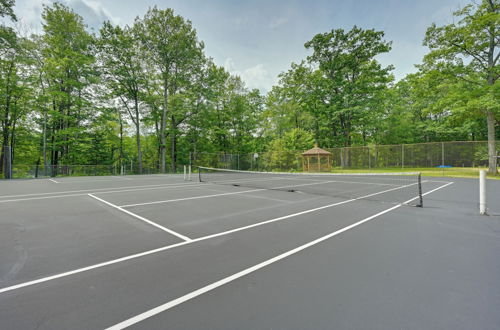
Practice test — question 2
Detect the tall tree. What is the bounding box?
[304,26,393,148]
[98,21,146,173]
[423,0,499,174]
[0,29,30,175]
[41,3,96,169]
[135,7,204,172]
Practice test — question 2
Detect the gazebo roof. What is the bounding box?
[301,145,332,156]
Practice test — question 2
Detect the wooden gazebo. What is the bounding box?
[302,145,332,172]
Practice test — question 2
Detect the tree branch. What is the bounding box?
[449,41,488,69]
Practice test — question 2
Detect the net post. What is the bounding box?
[479,170,487,215]
[417,173,423,207]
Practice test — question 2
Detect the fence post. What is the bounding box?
[441,142,445,166]
[368,146,371,169]
[402,144,404,169]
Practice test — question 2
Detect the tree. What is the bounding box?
[0,28,31,176]
[40,3,96,170]
[98,21,147,173]
[304,26,393,148]
[135,7,204,172]
[423,0,499,174]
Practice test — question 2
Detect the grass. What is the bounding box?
[332,167,500,180]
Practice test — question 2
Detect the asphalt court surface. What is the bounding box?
[0,174,499,329]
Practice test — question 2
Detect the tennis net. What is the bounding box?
[197,167,423,207]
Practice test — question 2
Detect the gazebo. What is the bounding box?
[302,145,332,172]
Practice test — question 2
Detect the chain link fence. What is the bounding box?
[327,141,498,169]
[4,141,498,178]
[9,163,184,179]
[191,141,499,172]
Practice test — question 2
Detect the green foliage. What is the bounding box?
[265,128,314,171]
[423,0,499,172]
[2,0,498,176]
[0,0,16,21]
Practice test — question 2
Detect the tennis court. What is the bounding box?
[0,170,499,329]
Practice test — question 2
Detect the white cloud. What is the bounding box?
[224,58,272,92]
[223,58,237,72]
[12,0,119,32]
[67,0,120,30]
[12,0,49,31]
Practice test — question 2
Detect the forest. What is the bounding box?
[0,0,499,176]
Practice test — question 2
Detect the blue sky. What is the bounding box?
[11,0,466,92]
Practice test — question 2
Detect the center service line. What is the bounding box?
[88,194,192,242]
[106,181,454,329]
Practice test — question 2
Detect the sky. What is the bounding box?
[10,0,466,92]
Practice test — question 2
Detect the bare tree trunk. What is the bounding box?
[160,80,168,173]
[486,110,497,174]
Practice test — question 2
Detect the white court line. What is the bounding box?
[108,206,402,329]
[0,181,199,199]
[120,188,266,208]
[88,194,192,242]
[48,179,59,183]
[0,175,286,202]
[111,176,133,181]
[0,181,451,295]
[426,179,454,183]
[0,183,205,203]
[259,176,400,187]
[106,181,454,329]
[53,178,134,184]
[120,178,411,208]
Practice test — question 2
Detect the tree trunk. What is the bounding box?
[134,98,143,174]
[160,80,168,173]
[118,112,123,171]
[43,108,47,174]
[486,110,497,174]
[170,116,176,172]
